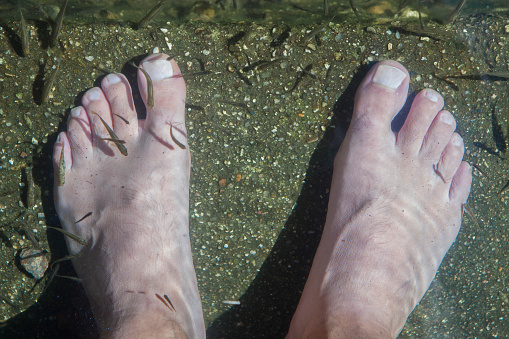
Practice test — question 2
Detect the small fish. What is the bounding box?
[222,300,241,305]
[461,203,480,230]
[50,253,83,270]
[55,274,82,282]
[349,0,359,18]
[447,0,467,24]
[19,6,29,56]
[270,27,290,48]
[300,64,317,79]
[138,1,166,29]
[166,55,179,62]
[46,226,87,246]
[74,211,93,224]
[50,0,68,48]
[164,294,176,311]
[500,180,509,194]
[92,112,128,156]
[218,100,247,109]
[21,223,40,249]
[130,62,154,108]
[58,145,65,186]
[471,164,487,177]
[303,16,336,43]
[42,56,61,104]
[291,4,313,13]
[155,293,174,311]
[227,31,246,53]
[99,138,126,144]
[170,124,186,150]
[177,70,214,78]
[113,113,130,125]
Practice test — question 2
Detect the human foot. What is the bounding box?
[52,53,205,338]
[287,61,472,338]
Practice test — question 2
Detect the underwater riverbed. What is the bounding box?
[0,1,509,338]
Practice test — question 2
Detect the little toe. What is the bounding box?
[435,133,465,183]
[101,73,138,138]
[420,110,456,163]
[397,89,444,154]
[137,53,188,150]
[450,161,472,203]
[350,61,409,143]
[52,132,72,181]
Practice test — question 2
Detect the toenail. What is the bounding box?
[87,88,102,101]
[106,73,121,84]
[440,112,454,125]
[452,134,463,146]
[372,64,406,90]
[142,59,173,81]
[71,107,82,118]
[424,89,439,102]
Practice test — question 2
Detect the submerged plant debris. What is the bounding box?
[0,0,508,338]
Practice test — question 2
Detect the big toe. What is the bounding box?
[136,53,188,150]
[349,61,409,144]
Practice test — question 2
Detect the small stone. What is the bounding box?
[19,248,48,280]
[218,179,227,187]
[306,44,316,51]
[235,174,242,182]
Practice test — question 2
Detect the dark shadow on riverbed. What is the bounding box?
[206,63,371,338]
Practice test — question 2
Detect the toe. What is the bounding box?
[397,89,444,154]
[350,61,409,145]
[101,73,139,139]
[138,53,188,150]
[419,110,456,163]
[435,133,465,183]
[52,132,71,177]
[450,161,472,202]
[65,107,93,167]
[82,87,122,157]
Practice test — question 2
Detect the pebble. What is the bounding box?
[218,179,227,187]
[19,248,48,280]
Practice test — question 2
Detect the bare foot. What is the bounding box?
[286,61,472,338]
[52,54,205,338]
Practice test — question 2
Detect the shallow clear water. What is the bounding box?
[0,0,508,338]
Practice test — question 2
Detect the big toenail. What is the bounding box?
[106,73,121,84]
[372,64,406,90]
[87,88,102,101]
[440,112,454,125]
[142,59,173,81]
[424,89,439,102]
